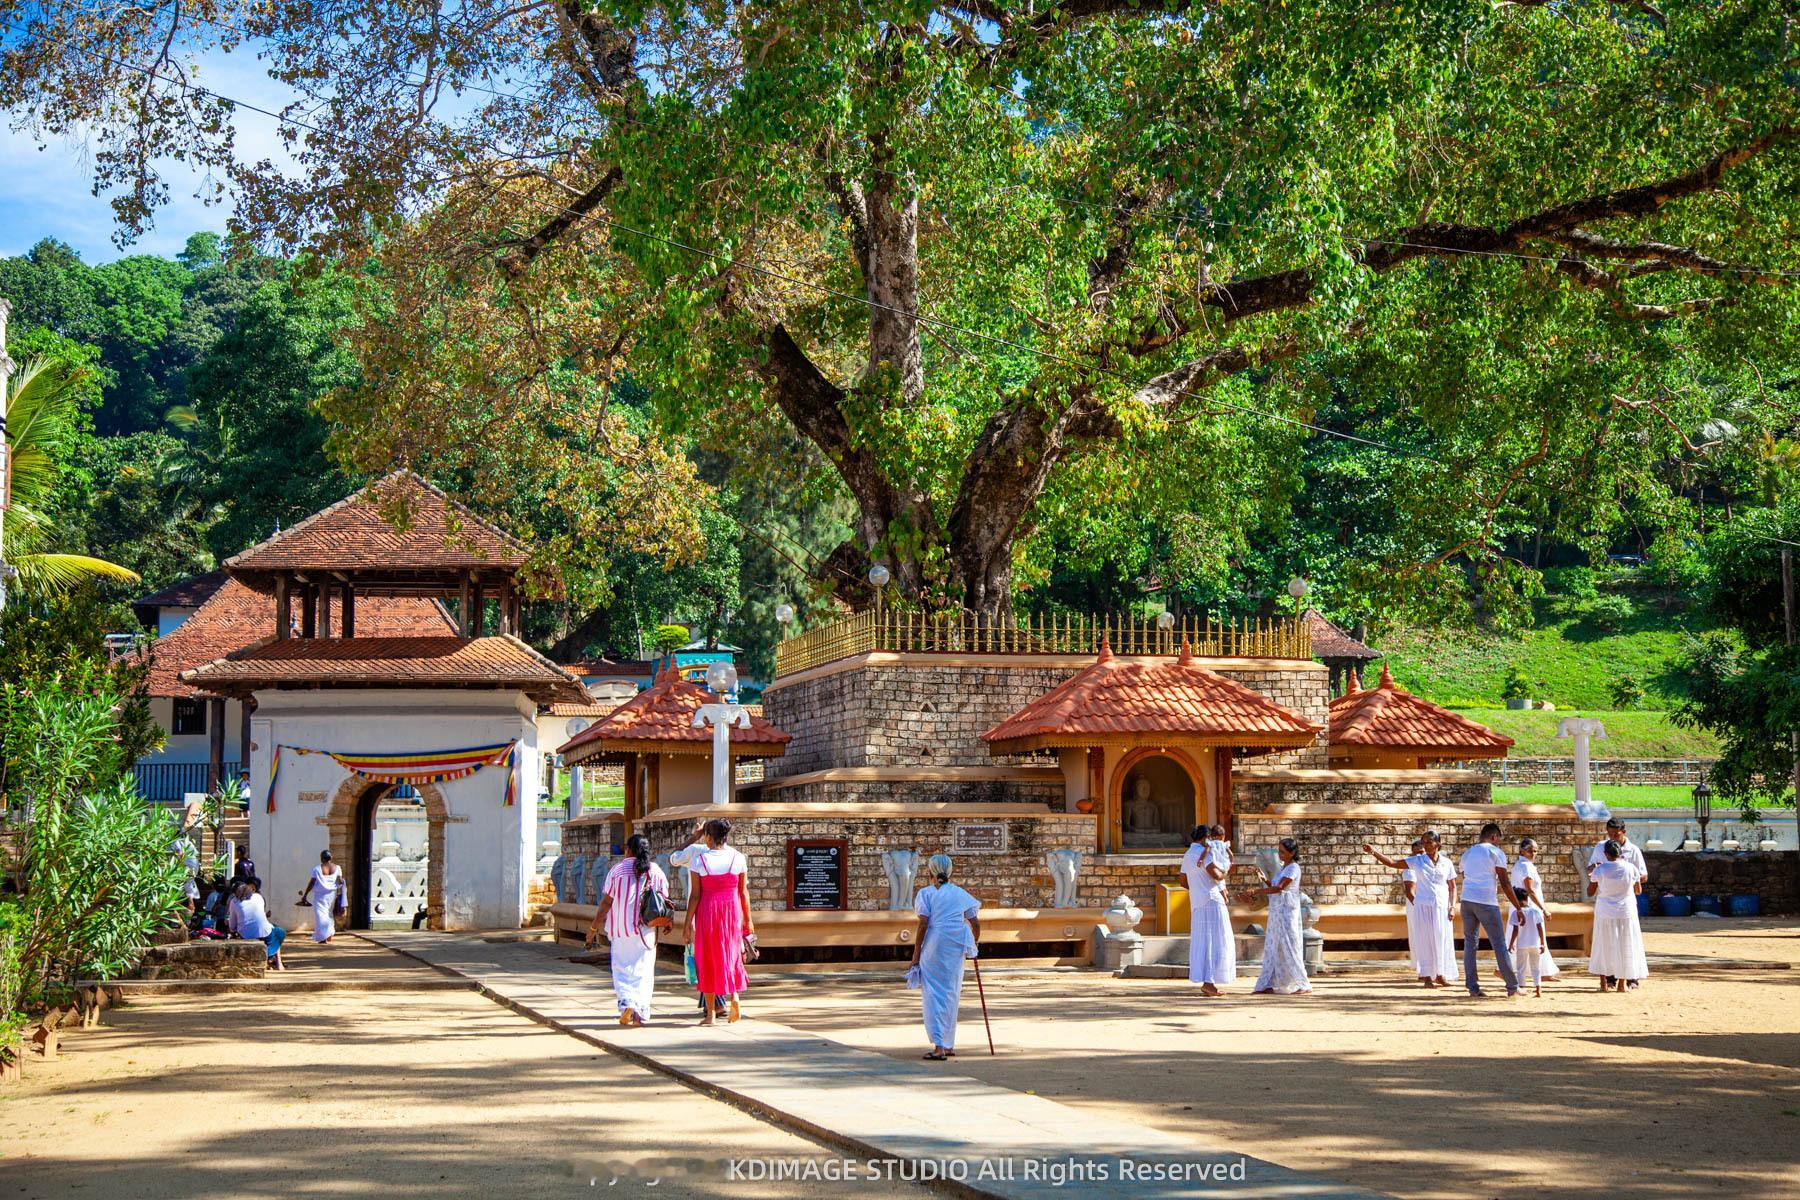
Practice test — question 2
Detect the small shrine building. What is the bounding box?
[183,471,588,930]
[1327,665,1515,769]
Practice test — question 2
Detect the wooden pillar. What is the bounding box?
[274,575,291,640]
[340,580,356,637]
[497,579,514,636]
[238,700,253,778]
[207,698,226,793]
[470,578,485,637]
[300,582,317,638]
[458,572,474,637]
[1088,747,1106,853]
[1214,747,1235,842]
[622,753,637,838]
[646,756,660,816]
[317,584,333,638]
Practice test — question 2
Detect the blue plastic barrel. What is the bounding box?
[1727,895,1761,917]
[1636,893,1654,918]
[1693,895,1723,916]
[1660,894,1693,917]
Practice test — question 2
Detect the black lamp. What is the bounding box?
[1692,781,1712,851]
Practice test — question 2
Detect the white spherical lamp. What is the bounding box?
[1156,610,1176,631]
[704,660,739,699]
[1286,576,1310,601]
[867,564,892,589]
[774,602,795,626]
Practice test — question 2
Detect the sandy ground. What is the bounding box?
[746,918,1800,1200]
[0,940,925,1200]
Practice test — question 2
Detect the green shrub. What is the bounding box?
[1501,663,1532,701]
[1544,566,1599,601]
[1580,594,1636,631]
[652,623,691,656]
[1645,532,1708,589]
[1609,673,1644,709]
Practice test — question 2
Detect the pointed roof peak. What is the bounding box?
[1177,637,1194,665]
[1345,669,1363,695]
[1378,662,1398,690]
[1328,665,1512,756]
[1096,632,1114,663]
[223,469,527,583]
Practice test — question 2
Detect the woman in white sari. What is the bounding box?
[587,834,671,1026]
[1587,840,1648,991]
[911,854,981,1061]
[1364,832,1458,986]
[1183,824,1235,995]
[1239,838,1310,994]
[296,850,346,943]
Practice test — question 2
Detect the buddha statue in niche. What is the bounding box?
[1125,775,1162,833]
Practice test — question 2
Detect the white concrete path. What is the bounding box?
[363,931,1383,1200]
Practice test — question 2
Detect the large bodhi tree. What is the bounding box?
[6,0,1798,619]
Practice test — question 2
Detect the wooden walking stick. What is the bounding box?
[970,954,996,1056]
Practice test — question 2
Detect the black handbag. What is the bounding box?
[639,882,673,929]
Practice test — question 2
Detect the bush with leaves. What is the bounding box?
[1543,566,1599,603]
[651,624,690,657]
[1501,664,1532,702]
[1610,674,1645,710]
[1579,595,1636,633]
[0,667,185,1026]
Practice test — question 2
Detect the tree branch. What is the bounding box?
[497,164,622,278]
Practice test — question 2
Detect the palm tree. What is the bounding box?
[4,358,140,595]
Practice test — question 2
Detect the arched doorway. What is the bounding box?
[1110,748,1208,853]
[325,777,447,930]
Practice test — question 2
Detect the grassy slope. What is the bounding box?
[1447,709,1721,758]
[1379,593,1719,710]
[1490,783,1702,809]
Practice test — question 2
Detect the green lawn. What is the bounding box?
[1491,783,1702,809]
[1378,594,1731,710]
[1447,709,1720,758]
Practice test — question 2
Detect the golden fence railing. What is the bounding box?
[773,610,1311,676]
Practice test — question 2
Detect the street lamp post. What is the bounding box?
[692,660,749,807]
[1692,781,1712,851]
[1286,576,1310,614]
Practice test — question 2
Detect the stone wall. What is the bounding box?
[136,941,268,980]
[757,776,1065,808]
[764,656,1330,778]
[1481,758,1713,787]
[1235,805,1605,905]
[1234,770,1492,812]
[1641,850,1800,914]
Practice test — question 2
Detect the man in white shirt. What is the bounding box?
[1588,818,1649,881]
[1458,822,1526,998]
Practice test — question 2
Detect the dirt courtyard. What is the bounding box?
[0,944,926,1200]
[747,918,1800,1200]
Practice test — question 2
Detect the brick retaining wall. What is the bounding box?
[757,777,1065,808]
[1236,805,1605,905]
[1235,770,1491,812]
[1480,757,1713,787]
[1641,850,1800,914]
[764,655,1329,778]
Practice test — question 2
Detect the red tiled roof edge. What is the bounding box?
[558,666,791,760]
[1327,665,1514,751]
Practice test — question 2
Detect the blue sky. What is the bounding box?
[0,47,296,263]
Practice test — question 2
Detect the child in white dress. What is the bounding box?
[1508,899,1548,996]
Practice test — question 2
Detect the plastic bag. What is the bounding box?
[684,943,698,985]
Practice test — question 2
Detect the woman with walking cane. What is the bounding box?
[910,853,982,1061]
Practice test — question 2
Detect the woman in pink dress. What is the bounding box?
[679,818,754,1025]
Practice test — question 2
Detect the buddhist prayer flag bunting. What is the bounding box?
[323,742,517,786]
[268,741,521,807]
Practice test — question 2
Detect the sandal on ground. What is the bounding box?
[923,1050,950,1061]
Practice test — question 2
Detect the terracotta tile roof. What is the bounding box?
[180,634,588,705]
[981,638,1321,752]
[545,699,621,718]
[132,570,230,618]
[141,579,456,698]
[223,470,526,575]
[559,666,791,762]
[1302,609,1381,660]
[1328,664,1514,756]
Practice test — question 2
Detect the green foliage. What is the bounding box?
[1501,664,1532,701]
[1701,502,1800,651]
[651,624,690,656]
[1673,634,1798,811]
[1610,673,1645,710]
[1580,594,1637,633]
[1645,533,1708,590]
[1544,567,1599,602]
[1,668,186,1019]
